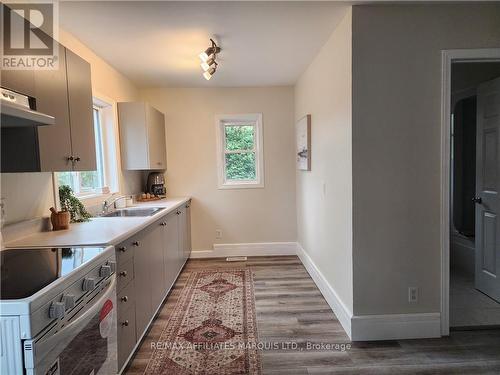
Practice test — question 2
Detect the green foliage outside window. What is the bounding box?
[224,125,256,180]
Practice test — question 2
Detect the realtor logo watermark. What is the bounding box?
[1,1,59,70]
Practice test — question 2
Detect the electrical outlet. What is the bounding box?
[408,287,418,303]
[215,229,223,239]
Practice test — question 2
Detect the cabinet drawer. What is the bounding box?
[116,242,134,265]
[117,258,134,292]
[117,303,136,371]
[117,279,135,312]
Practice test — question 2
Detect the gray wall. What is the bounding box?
[352,4,500,315]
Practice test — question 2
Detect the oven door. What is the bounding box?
[24,276,118,375]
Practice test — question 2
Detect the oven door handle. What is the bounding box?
[25,276,117,373]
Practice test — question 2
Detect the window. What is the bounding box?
[56,98,119,197]
[216,113,264,189]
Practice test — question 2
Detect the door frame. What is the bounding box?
[440,48,500,336]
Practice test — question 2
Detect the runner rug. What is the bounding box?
[144,269,262,375]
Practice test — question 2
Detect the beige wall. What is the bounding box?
[351,4,500,315]
[1,29,142,225]
[140,87,297,251]
[295,9,353,312]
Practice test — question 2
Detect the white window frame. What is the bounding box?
[215,113,264,189]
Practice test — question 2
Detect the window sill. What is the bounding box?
[218,182,264,190]
[77,191,118,206]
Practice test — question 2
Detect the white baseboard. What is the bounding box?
[190,242,298,259]
[191,242,442,342]
[296,243,353,339]
[351,312,441,341]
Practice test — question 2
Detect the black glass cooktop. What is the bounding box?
[0,247,106,300]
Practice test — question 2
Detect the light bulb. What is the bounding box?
[203,70,213,80]
[199,47,213,62]
[201,58,215,71]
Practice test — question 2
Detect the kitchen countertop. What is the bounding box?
[5,197,191,248]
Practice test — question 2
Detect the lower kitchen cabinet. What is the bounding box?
[131,233,152,338]
[149,223,166,313]
[117,303,136,370]
[162,211,179,292]
[114,200,192,371]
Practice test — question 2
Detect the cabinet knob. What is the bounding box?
[67,156,74,161]
[121,296,128,302]
[74,156,81,162]
[160,222,167,226]
[118,246,127,252]
[132,241,140,246]
[121,320,129,327]
[176,211,181,215]
[119,271,128,277]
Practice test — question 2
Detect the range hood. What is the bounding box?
[1,87,54,127]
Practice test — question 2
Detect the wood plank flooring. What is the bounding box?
[125,256,500,375]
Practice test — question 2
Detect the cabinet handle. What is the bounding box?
[176,211,181,215]
[67,156,74,161]
[160,222,167,226]
[132,241,140,246]
[119,271,128,277]
[118,246,127,252]
[122,320,129,327]
[74,156,81,162]
[121,296,128,302]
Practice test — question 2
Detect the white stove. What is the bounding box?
[0,246,118,375]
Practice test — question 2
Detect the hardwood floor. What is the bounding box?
[125,256,500,375]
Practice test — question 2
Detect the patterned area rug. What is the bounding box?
[145,269,262,375]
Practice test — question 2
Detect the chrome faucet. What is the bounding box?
[102,195,125,214]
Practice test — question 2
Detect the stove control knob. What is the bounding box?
[82,277,96,292]
[100,265,111,278]
[49,302,66,319]
[108,261,116,274]
[62,294,76,310]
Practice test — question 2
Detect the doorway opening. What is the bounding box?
[449,61,500,329]
[441,50,500,334]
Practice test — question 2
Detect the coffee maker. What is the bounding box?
[146,172,166,196]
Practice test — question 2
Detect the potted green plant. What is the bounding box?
[56,185,91,225]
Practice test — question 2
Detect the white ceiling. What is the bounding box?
[60,1,349,87]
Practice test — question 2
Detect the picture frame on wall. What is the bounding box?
[296,114,311,171]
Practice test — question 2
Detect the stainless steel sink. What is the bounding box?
[101,207,165,217]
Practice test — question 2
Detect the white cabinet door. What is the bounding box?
[177,207,187,267]
[118,102,167,170]
[132,234,152,337]
[475,77,500,302]
[164,211,180,291]
[149,223,166,311]
[146,105,167,170]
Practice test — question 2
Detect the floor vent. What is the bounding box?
[226,256,247,262]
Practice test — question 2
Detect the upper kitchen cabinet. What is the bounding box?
[36,46,95,172]
[35,43,72,171]
[65,49,96,171]
[118,102,167,170]
[1,70,35,98]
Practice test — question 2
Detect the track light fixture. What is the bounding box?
[199,38,220,80]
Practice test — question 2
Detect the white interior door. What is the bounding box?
[475,76,500,302]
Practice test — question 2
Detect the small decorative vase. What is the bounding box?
[50,207,70,231]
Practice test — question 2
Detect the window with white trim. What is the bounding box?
[56,97,119,197]
[216,113,264,189]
